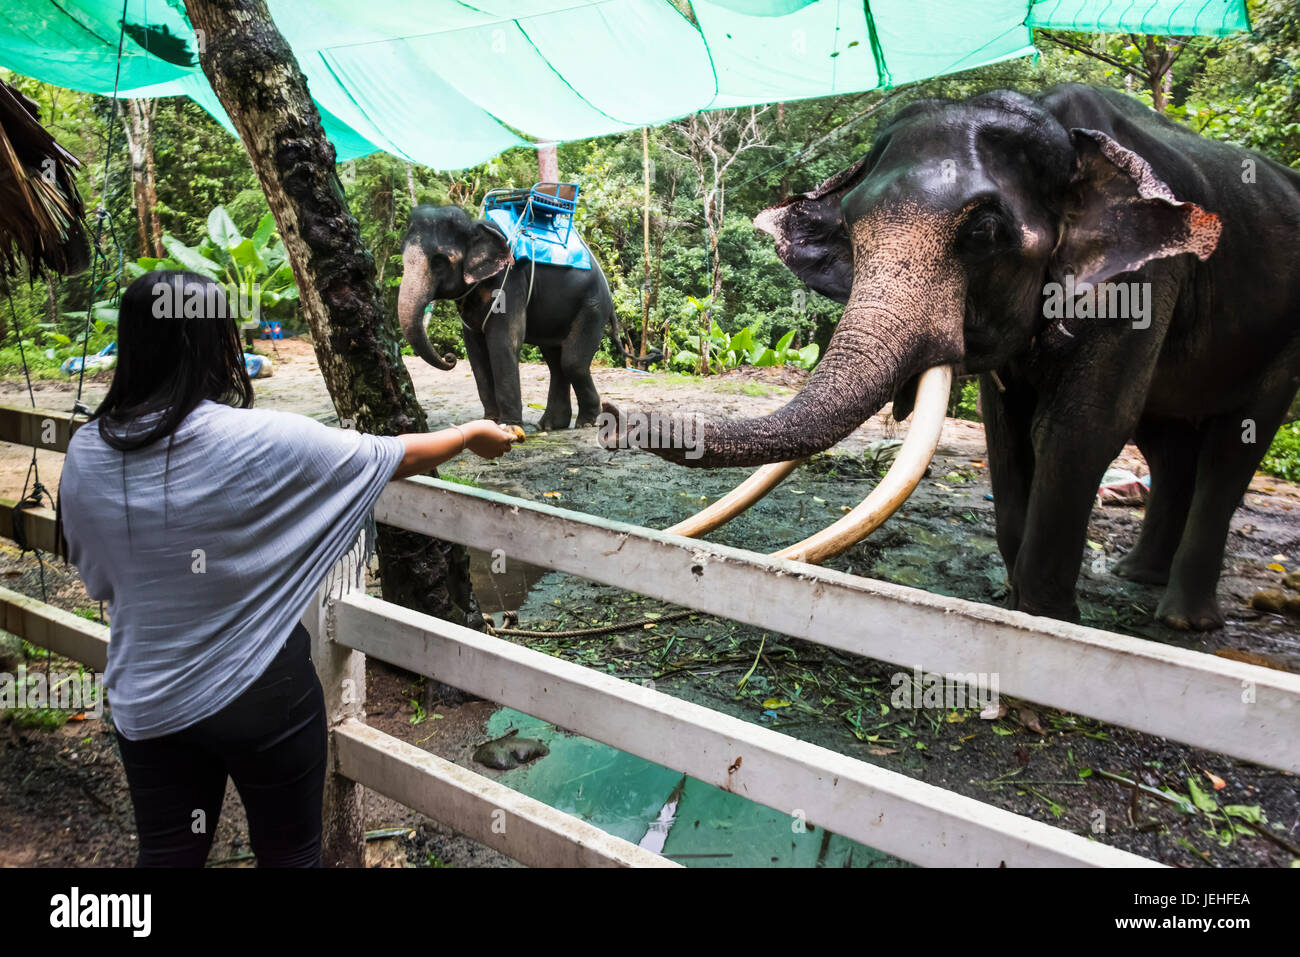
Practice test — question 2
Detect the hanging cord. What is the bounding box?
[71,0,131,422]
[5,288,53,661]
[458,216,536,333]
[41,3,130,638]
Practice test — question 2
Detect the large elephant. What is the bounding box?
[611,84,1300,631]
[398,204,619,429]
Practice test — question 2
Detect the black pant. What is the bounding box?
[114,622,328,867]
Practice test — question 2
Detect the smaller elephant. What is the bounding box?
[398,204,621,430]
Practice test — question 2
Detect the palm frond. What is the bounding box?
[0,79,89,279]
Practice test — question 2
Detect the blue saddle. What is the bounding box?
[483,183,592,270]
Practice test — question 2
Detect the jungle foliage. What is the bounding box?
[0,1,1296,469]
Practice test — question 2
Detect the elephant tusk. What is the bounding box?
[664,458,805,538]
[770,364,953,565]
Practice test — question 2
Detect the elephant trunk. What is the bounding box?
[606,209,965,467]
[397,245,458,370]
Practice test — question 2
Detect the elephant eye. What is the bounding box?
[956,207,1011,259]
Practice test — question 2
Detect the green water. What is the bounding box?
[485,708,907,868]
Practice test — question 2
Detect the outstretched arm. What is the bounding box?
[392,420,521,480]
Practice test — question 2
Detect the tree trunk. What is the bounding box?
[45,271,58,329]
[120,101,149,256]
[537,141,559,183]
[654,174,675,350]
[183,0,485,862]
[640,127,650,360]
[141,101,163,256]
[121,99,164,258]
[703,215,722,374]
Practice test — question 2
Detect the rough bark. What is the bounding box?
[121,99,163,257]
[537,141,559,183]
[183,0,486,860]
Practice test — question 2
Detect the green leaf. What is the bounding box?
[1222,804,1265,824]
[1187,776,1219,815]
[90,304,119,326]
[229,237,265,272]
[207,206,243,249]
[774,329,796,353]
[160,235,221,280]
[1159,787,1198,815]
[252,212,276,251]
[266,260,295,290]
[796,343,820,367]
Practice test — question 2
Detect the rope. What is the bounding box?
[4,289,52,618]
[72,0,131,422]
[2,3,131,645]
[486,609,694,639]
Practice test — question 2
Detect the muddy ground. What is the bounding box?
[0,336,1296,867]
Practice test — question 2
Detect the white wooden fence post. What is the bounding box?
[304,530,369,867]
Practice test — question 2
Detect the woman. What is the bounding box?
[59,270,518,867]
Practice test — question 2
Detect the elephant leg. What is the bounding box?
[462,328,501,422]
[562,350,601,428]
[1011,417,1130,621]
[563,305,605,427]
[1011,269,1179,622]
[537,345,573,431]
[484,309,526,426]
[980,371,1036,585]
[1113,417,1199,585]
[1157,391,1294,631]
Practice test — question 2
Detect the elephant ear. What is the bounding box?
[465,221,513,283]
[1055,128,1221,287]
[754,154,872,304]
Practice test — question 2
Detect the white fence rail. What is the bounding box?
[1,404,1291,867]
[334,590,1154,867]
[377,477,1300,775]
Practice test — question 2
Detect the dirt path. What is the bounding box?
[1,337,1296,868]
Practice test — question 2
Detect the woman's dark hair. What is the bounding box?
[93,270,254,450]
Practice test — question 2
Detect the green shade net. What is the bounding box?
[0,0,1250,169]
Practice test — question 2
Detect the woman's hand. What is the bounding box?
[392,421,522,480]
[460,420,522,459]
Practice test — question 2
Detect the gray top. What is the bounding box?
[60,400,405,740]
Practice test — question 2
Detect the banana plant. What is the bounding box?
[126,206,299,324]
[671,318,819,375]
